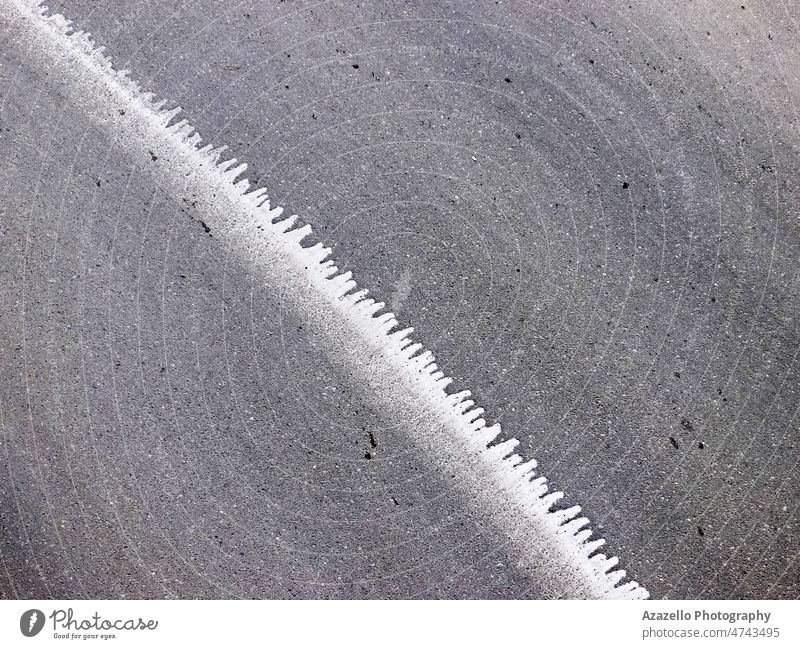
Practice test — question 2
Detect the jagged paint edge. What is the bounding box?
[13,0,648,599]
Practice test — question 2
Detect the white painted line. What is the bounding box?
[5,0,648,599]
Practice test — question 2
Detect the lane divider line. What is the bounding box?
[4,0,648,599]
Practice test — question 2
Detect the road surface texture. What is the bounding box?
[0,0,797,599]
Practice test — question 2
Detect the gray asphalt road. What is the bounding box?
[0,0,798,598]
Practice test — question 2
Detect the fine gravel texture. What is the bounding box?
[0,0,798,599]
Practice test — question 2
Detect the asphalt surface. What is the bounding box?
[0,0,798,598]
